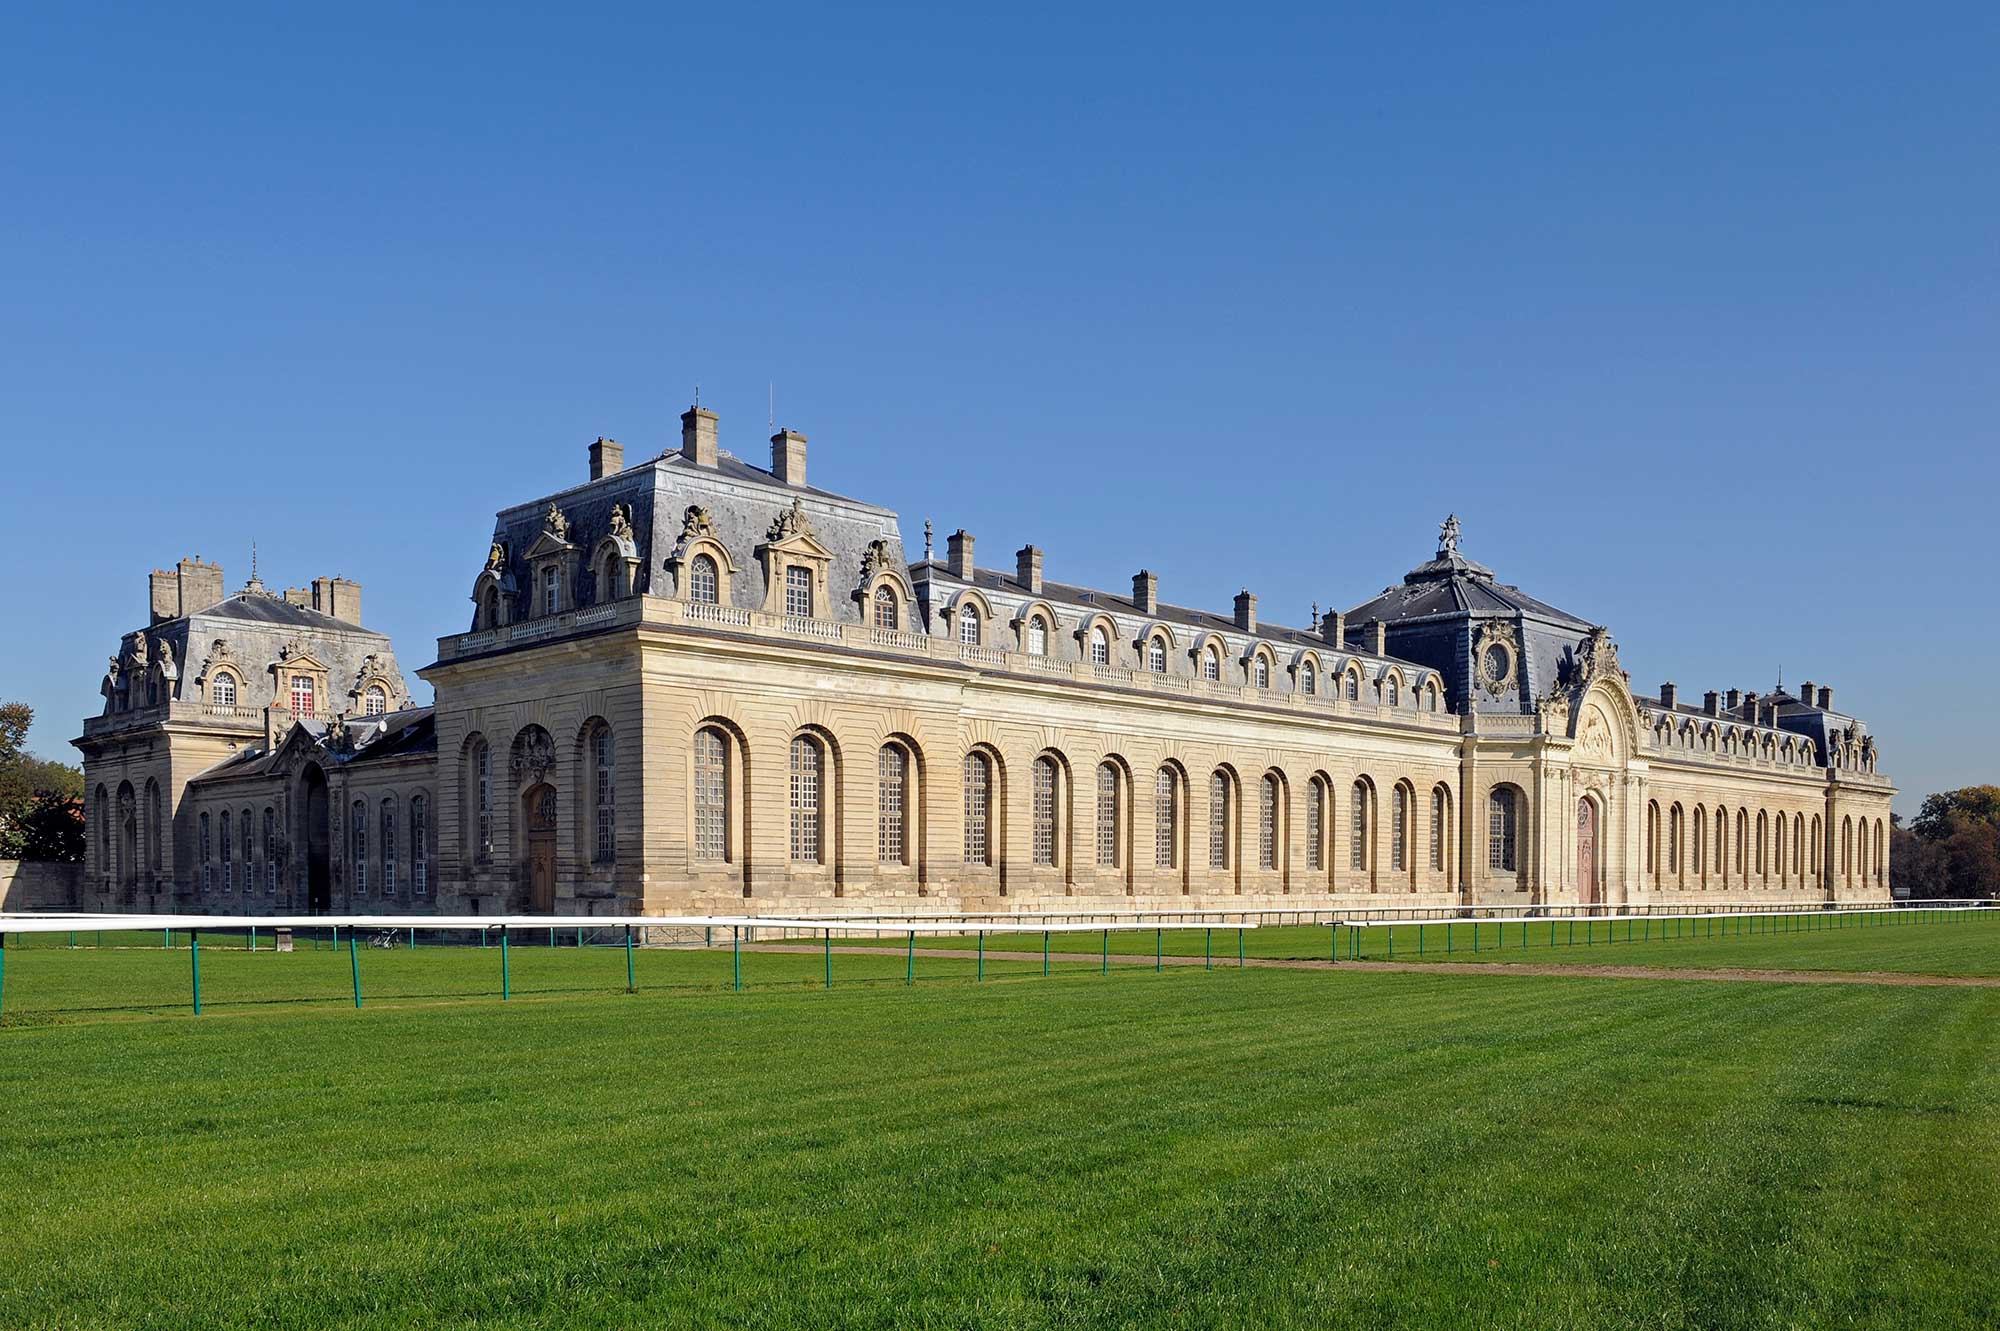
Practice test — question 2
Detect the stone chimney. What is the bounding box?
[771,429,808,487]
[589,436,624,480]
[1740,691,1759,721]
[680,406,718,468]
[149,568,178,624]
[1818,685,1833,710]
[1659,682,1677,710]
[1016,545,1043,594]
[283,586,311,609]
[1798,679,1814,706]
[150,557,226,623]
[1726,688,1742,710]
[313,577,363,625]
[1233,590,1257,632]
[946,530,975,579]
[1320,610,1346,647]
[1369,620,1387,656]
[1703,690,1720,716]
[1132,570,1158,615]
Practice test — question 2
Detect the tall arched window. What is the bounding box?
[1301,660,1317,696]
[1715,808,1727,884]
[146,780,162,876]
[600,552,625,601]
[364,685,388,716]
[789,735,823,863]
[1386,677,1400,706]
[1775,813,1787,882]
[240,808,253,894]
[689,554,719,604]
[1489,788,1517,873]
[411,794,430,896]
[1155,767,1179,869]
[1350,782,1370,872]
[1645,801,1658,881]
[959,605,981,646]
[1254,656,1271,689]
[381,798,398,896]
[874,586,899,631]
[1391,784,1408,872]
[219,808,232,892]
[1735,809,1747,875]
[351,800,367,895]
[591,723,616,863]
[1095,762,1121,868]
[1431,785,1450,873]
[1811,815,1822,875]
[1203,647,1220,681]
[1027,616,1048,656]
[1091,628,1112,666]
[479,583,500,629]
[878,743,909,865]
[1306,778,1326,873]
[1148,637,1168,673]
[1344,670,1360,702]
[212,672,237,710]
[1793,813,1805,875]
[1208,771,1233,870]
[1669,805,1683,878]
[1032,756,1059,867]
[199,811,212,893]
[694,727,730,863]
[963,751,993,865]
[1757,811,1769,879]
[1692,808,1706,879]
[1258,774,1280,871]
[1875,820,1885,884]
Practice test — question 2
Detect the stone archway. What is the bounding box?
[301,764,331,912]
[1577,796,1600,906]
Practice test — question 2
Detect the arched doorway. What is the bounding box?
[1577,797,1599,905]
[523,783,557,912]
[301,765,331,912]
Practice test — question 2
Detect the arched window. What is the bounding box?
[600,552,625,601]
[1091,627,1112,666]
[351,800,367,895]
[1841,816,1853,879]
[411,794,430,896]
[1254,655,1271,689]
[1391,784,1408,871]
[1301,659,1317,696]
[1154,767,1179,869]
[262,806,276,894]
[381,798,398,896]
[689,554,719,605]
[1095,762,1121,868]
[1875,820,1885,884]
[479,583,501,629]
[1757,811,1769,879]
[1645,801,1658,881]
[240,808,253,894]
[1148,637,1168,673]
[1386,677,1400,706]
[1715,808,1727,884]
[468,738,493,862]
[1208,771,1233,870]
[219,808,232,892]
[146,780,162,876]
[199,811,212,893]
[1735,809,1747,875]
[1032,756,1059,867]
[1692,808,1706,879]
[1811,816,1822,875]
[364,684,388,716]
[878,743,909,865]
[1344,670,1360,702]
[1350,782,1370,872]
[1027,616,1048,657]
[212,672,237,710]
[874,585,899,631]
[1668,804,1682,876]
[694,727,730,863]
[1775,813,1787,882]
[1431,786,1451,873]
[1306,778,1326,873]
[959,605,981,646]
[1425,680,1440,711]
[963,751,993,865]
[1793,813,1805,875]
[591,723,615,863]
[1489,788,1517,873]
[790,735,824,863]
[1203,647,1221,681]
[1258,773,1280,871]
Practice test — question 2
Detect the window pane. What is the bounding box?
[1306,785,1323,872]
[789,737,820,862]
[690,555,718,604]
[963,753,990,864]
[786,566,814,618]
[695,729,728,862]
[877,745,906,864]
[1208,773,1229,869]
[1096,764,1119,867]
[1350,784,1367,871]
[959,605,980,645]
[1032,758,1057,866]
[1258,776,1277,871]
[1154,769,1177,868]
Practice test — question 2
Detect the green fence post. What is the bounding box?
[1205,928,1212,971]
[501,925,511,1000]
[1419,923,1425,956]
[732,927,741,992]
[0,934,7,1016]
[977,931,984,982]
[1238,927,1245,967]
[907,931,916,986]
[1102,929,1108,975]
[249,926,256,952]
[576,927,583,949]
[191,931,202,1015]
[1447,922,1453,954]
[1472,921,1479,953]
[68,931,75,950]
[163,927,170,950]
[825,930,833,990]
[1160,928,1166,972]
[410,927,417,948]
[1043,930,1050,978]
[349,932,362,1009]
[625,925,636,992]
[1388,924,1394,960]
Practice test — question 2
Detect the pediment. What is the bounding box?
[523,531,579,562]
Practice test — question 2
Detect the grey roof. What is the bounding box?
[1343,548,1594,630]
[192,593,365,633]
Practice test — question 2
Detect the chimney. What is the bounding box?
[314,577,363,625]
[1799,679,1814,706]
[1703,691,1720,716]
[1319,610,1346,647]
[1659,682,1677,710]
[284,587,311,609]
[1726,688,1742,710]
[1818,685,1833,711]
[771,429,808,487]
[680,406,718,468]
[149,569,179,625]
[1369,620,1387,655]
[178,557,223,614]
[947,530,975,579]
[1015,545,1043,594]
[1132,570,1158,615]
[1740,691,1759,721]
[1233,590,1257,632]
[589,436,624,480]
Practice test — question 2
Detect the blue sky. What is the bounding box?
[3,3,1994,815]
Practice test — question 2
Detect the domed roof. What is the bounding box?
[1343,516,1593,630]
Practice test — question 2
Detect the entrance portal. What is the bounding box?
[302,765,331,911]
[524,783,557,912]
[1577,798,1598,905]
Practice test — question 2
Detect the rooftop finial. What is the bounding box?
[1438,513,1461,558]
[923,518,933,561]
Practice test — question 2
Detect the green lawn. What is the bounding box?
[2,954,1998,1328]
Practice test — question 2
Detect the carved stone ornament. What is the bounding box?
[681,505,715,540]
[609,503,633,540]
[324,710,351,755]
[154,638,177,678]
[543,503,570,543]
[486,540,508,573]
[1576,705,1615,764]
[510,727,556,785]
[279,638,308,662]
[1438,512,1462,557]
[859,538,896,582]
[1473,621,1518,696]
[767,498,815,543]
[1537,686,1571,729]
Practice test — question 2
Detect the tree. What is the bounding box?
[0,700,86,862]
[1899,786,2000,900]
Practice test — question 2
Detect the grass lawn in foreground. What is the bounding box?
[2,964,1997,1329]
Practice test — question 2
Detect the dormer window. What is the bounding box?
[1148,637,1168,673]
[873,585,899,630]
[1254,656,1271,689]
[1027,616,1048,656]
[1203,647,1220,681]
[1344,670,1360,702]
[290,675,315,718]
[1091,627,1111,666]
[959,604,981,645]
[1301,660,1316,695]
[211,673,236,710]
[364,684,388,716]
[542,566,561,615]
[689,554,719,605]
[786,566,814,617]
[1386,677,1400,706]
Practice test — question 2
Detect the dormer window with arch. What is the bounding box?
[1301,659,1317,696]
[1027,615,1048,656]
[521,504,581,620]
[1091,627,1111,666]
[1148,636,1168,673]
[1344,667,1361,702]
[1253,655,1271,689]
[689,555,719,604]
[873,585,899,631]
[1203,646,1221,681]
[1385,676,1400,706]
[364,684,388,716]
[210,671,237,712]
[959,604,981,645]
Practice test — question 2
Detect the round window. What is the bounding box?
[1482,643,1511,685]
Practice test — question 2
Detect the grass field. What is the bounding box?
[3,928,1998,1329]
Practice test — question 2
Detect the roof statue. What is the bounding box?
[1438,513,1461,558]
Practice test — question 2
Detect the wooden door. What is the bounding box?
[525,784,557,913]
[1577,798,1598,904]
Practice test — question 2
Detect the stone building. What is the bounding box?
[76,411,1895,917]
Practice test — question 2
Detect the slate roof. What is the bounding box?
[1342,548,1594,630]
[191,592,368,633]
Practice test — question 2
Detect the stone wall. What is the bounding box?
[1,860,83,912]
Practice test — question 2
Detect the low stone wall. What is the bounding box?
[0,860,83,912]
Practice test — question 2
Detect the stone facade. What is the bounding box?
[75,412,1896,918]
